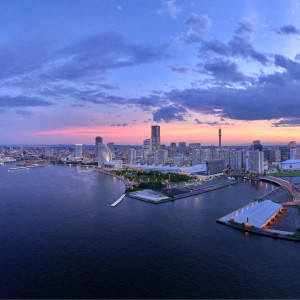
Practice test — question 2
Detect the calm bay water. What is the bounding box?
[0,164,299,299]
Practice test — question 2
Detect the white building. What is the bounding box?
[128,148,137,164]
[75,144,83,158]
[98,144,112,165]
[233,200,282,228]
[280,159,300,171]
[103,160,122,170]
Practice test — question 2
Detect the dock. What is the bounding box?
[111,194,126,207]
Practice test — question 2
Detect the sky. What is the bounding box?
[1,0,300,145]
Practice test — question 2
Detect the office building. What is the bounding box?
[229,150,242,170]
[155,149,168,165]
[75,144,83,158]
[178,142,186,155]
[247,150,264,174]
[128,148,137,164]
[151,125,160,152]
[251,140,263,151]
[170,142,177,157]
[95,136,103,155]
[206,159,225,175]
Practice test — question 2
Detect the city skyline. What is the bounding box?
[1,0,300,144]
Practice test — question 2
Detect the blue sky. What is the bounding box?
[1,0,300,145]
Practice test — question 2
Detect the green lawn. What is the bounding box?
[266,171,300,177]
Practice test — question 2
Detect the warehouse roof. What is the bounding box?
[233,201,282,225]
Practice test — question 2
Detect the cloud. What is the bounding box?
[275,24,300,35]
[153,105,187,122]
[0,96,53,108]
[159,0,182,19]
[0,31,169,87]
[15,109,33,116]
[272,118,300,127]
[200,59,249,82]
[186,14,211,43]
[43,32,169,81]
[168,64,189,73]
[111,123,128,127]
[199,22,269,65]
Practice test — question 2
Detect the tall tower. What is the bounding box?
[218,127,222,149]
[151,125,160,152]
[95,136,103,155]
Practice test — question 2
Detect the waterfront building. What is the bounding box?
[95,136,103,155]
[232,201,282,228]
[98,144,112,165]
[178,142,186,155]
[128,148,137,164]
[280,159,300,171]
[75,144,83,158]
[206,159,225,175]
[247,150,264,174]
[229,150,242,170]
[151,125,160,152]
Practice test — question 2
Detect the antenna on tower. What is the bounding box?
[218,127,222,149]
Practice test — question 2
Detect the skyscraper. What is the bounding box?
[75,144,83,158]
[151,125,160,152]
[170,142,177,157]
[95,136,103,155]
[251,140,263,151]
[178,142,186,155]
[218,127,222,149]
[128,148,137,164]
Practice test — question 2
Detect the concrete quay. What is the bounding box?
[128,180,237,204]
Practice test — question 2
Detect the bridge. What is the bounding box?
[260,176,300,205]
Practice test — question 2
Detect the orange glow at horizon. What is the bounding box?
[8,120,300,145]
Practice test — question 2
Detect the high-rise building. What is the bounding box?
[95,136,103,155]
[128,148,137,164]
[268,149,281,164]
[247,150,264,174]
[288,141,297,149]
[143,139,152,151]
[75,144,83,158]
[107,142,115,153]
[178,142,186,155]
[192,149,201,165]
[170,142,177,157]
[229,150,242,170]
[251,140,263,151]
[290,148,299,160]
[155,149,168,165]
[151,125,160,152]
[218,127,222,149]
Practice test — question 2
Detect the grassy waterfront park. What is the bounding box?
[112,170,193,192]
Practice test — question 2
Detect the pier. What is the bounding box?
[111,194,126,207]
